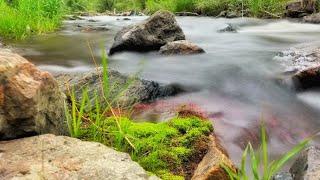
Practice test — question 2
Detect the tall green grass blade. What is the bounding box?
[261,123,269,180]
[221,164,237,180]
[101,48,110,100]
[248,143,260,180]
[241,145,249,180]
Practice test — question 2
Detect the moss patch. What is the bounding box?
[81,116,213,179]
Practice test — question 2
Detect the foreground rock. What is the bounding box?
[109,10,185,55]
[290,146,320,180]
[192,135,236,180]
[159,40,205,55]
[303,13,320,23]
[0,49,67,140]
[285,0,317,18]
[275,43,320,90]
[55,68,183,108]
[0,134,157,180]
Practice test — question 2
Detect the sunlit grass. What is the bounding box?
[0,0,64,39]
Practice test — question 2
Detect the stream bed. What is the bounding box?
[6,16,320,165]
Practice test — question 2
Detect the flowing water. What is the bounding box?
[6,16,320,165]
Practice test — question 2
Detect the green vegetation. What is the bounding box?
[0,0,64,39]
[223,125,311,180]
[65,53,213,179]
[63,0,292,17]
[0,0,295,39]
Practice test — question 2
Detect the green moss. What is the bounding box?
[82,116,213,179]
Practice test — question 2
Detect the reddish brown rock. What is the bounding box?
[159,40,205,55]
[0,49,67,140]
[192,135,236,180]
[292,65,320,90]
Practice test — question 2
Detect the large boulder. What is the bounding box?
[192,135,236,180]
[159,40,205,55]
[303,13,320,23]
[55,68,184,108]
[290,146,320,180]
[109,10,186,55]
[0,49,67,140]
[275,43,320,90]
[0,134,158,179]
[285,0,317,18]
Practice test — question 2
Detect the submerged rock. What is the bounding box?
[285,0,316,18]
[217,11,241,18]
[218,24,238,33]
[175,12,199,16]
[0,134,157,180]
[159,40,205,55]
[0,49,67,140]
[192,135,236,180]
[109,10,186,55]
[290,146,320,180]
[55,68,184,108]
[75,24,110,32]
[303,13,320,23]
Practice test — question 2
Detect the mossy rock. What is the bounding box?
[81,116,214,179]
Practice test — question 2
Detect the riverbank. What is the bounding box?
[1,0,319,40]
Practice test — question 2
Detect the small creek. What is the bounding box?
[6,16,320,165]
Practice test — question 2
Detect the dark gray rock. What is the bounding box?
[285,0,316,18]
[159,40,205,55]
[290,146,320,180]
[55,68,184,108]
[273,172,293,180]
[303,13,320,24]
[109,10,186,55]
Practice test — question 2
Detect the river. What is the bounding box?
[6,16,320,165]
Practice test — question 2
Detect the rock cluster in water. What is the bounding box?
[275,43,320,90]
[109,10,205,56]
